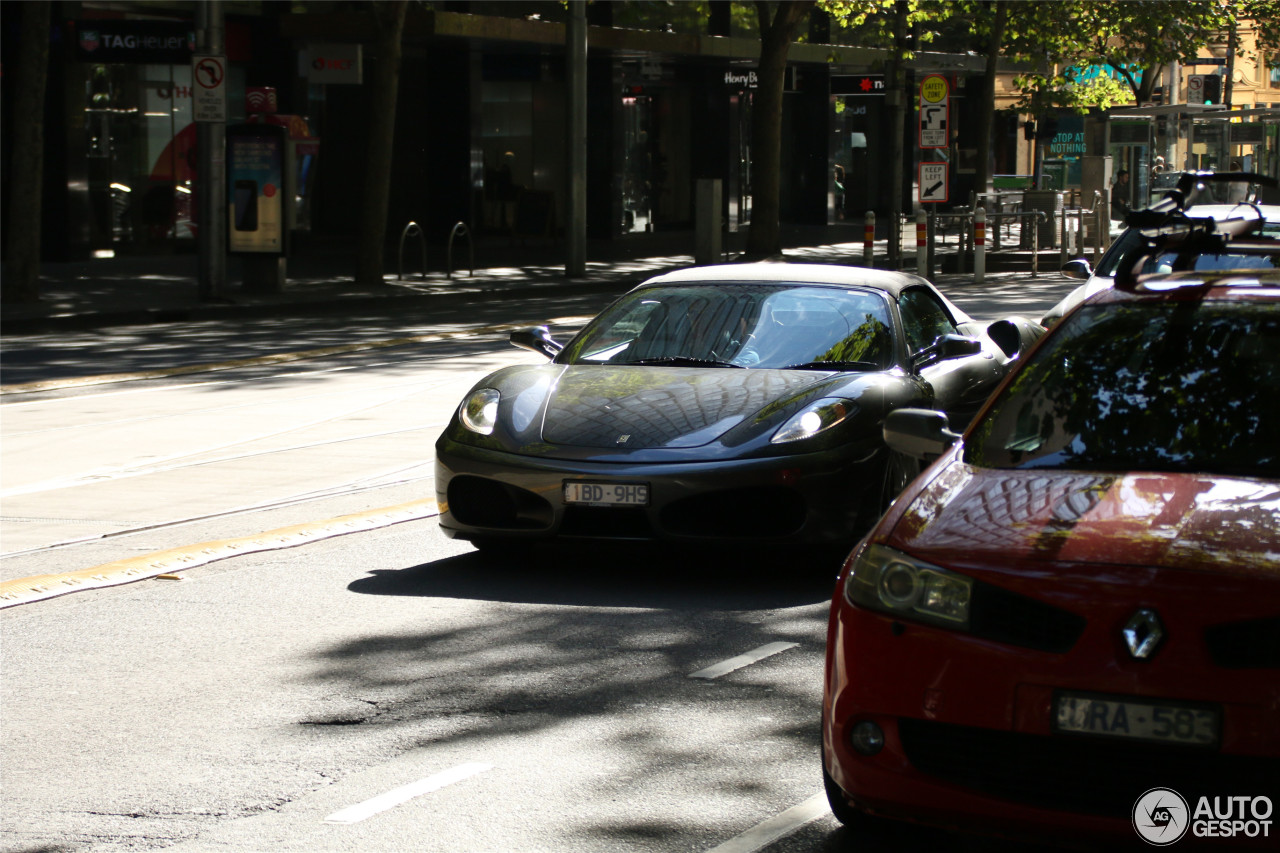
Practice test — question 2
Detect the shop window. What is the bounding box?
[84,61,245,251]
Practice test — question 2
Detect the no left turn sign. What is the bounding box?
[193,54,226,122]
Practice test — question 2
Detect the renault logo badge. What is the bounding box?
[1123,609,1164,660]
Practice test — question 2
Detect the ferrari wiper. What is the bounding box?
[781,360,880,371]
[628,356,745,369]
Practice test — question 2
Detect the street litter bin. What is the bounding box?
[1022,190,1064,248]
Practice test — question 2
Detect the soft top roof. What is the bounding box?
[640,262,932,299]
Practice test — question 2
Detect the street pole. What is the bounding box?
[887,1,908,269]
[196,0,226,300]
[566,1,587,277]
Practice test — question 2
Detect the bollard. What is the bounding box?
[1031,212,1040,278]
[974,207,986,284]
[916,209,927,278]
[863,210,876,268]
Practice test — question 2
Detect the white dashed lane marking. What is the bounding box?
[324,762,492,825]
[688,641,800,680]
[704,793,829,853]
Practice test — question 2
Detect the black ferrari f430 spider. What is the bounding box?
[436,263,1043,554]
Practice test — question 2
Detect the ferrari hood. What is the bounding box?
[893,461,1280,575]
[537,365,834,449]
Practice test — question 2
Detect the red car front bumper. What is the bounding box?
[823,587,1280,848]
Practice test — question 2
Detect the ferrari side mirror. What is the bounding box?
[884,408,960,460]
[1061,259,1092,280]
[510,326,563,359]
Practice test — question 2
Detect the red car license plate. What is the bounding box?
[563,481,649,507]
[1054,691,1219,747]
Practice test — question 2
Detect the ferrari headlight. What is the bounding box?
[459,388,500,435]
[771,398,856,444]
[844,544,972,630]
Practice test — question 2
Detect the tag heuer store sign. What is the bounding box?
[303,44,362,84]
[77,20,194,63]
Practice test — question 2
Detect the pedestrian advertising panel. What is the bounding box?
[227,124,288,254]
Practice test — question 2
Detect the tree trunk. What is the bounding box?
[2,1,51,305]
[745,1,814,260]
[974,0,1006,206]
[356,1,409,287]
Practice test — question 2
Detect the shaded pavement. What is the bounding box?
[1,225,1078,336]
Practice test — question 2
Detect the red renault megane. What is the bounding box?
[823,209,1280,847]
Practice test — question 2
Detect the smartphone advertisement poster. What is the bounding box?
[227,124,287,253]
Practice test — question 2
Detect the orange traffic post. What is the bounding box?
[974,206,986,283]
[863,210,876,268]
[916,209,928,278]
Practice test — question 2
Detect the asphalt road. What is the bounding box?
[1,281,1076,853]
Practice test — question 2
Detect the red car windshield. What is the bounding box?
[967,299,1280,477]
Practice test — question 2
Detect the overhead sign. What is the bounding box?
[832,75,885,96]
[192,54,227,123]
[76,20,194,63]
[919,162,948,203]
[919,74,949,149]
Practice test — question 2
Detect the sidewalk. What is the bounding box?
[1,225,1074,335]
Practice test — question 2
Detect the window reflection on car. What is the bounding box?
[969,300,1280,478]
[564,284,894,371]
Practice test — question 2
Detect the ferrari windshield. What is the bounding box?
[560,284,894,370]
[968,300,1280,477]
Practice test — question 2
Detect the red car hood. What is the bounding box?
[890,460,1280,576]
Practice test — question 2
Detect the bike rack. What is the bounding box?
[447,221,474,279]
[398,221,427,280]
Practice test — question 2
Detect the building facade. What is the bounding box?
[6,1,1015,264]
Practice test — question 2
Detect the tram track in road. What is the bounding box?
[0,466,438,560]
[0,497,442,609]
[0,313,597,605]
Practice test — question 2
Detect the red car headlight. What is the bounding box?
[844,544,973,631]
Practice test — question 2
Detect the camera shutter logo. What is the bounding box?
[1134,787,1190,845]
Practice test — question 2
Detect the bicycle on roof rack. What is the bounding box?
[1111,171,1280,293]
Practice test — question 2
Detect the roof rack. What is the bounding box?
[1114,172,1280,293]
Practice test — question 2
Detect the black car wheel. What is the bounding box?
[856,448,918,535]
[881,448,919,511]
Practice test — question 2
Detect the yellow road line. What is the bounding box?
[0,499,440,610]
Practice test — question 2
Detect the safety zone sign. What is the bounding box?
[192,54,226,122]
[919,74,949,149]
[919,162,948,203]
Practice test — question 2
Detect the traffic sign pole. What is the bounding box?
[195,1,226,301]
